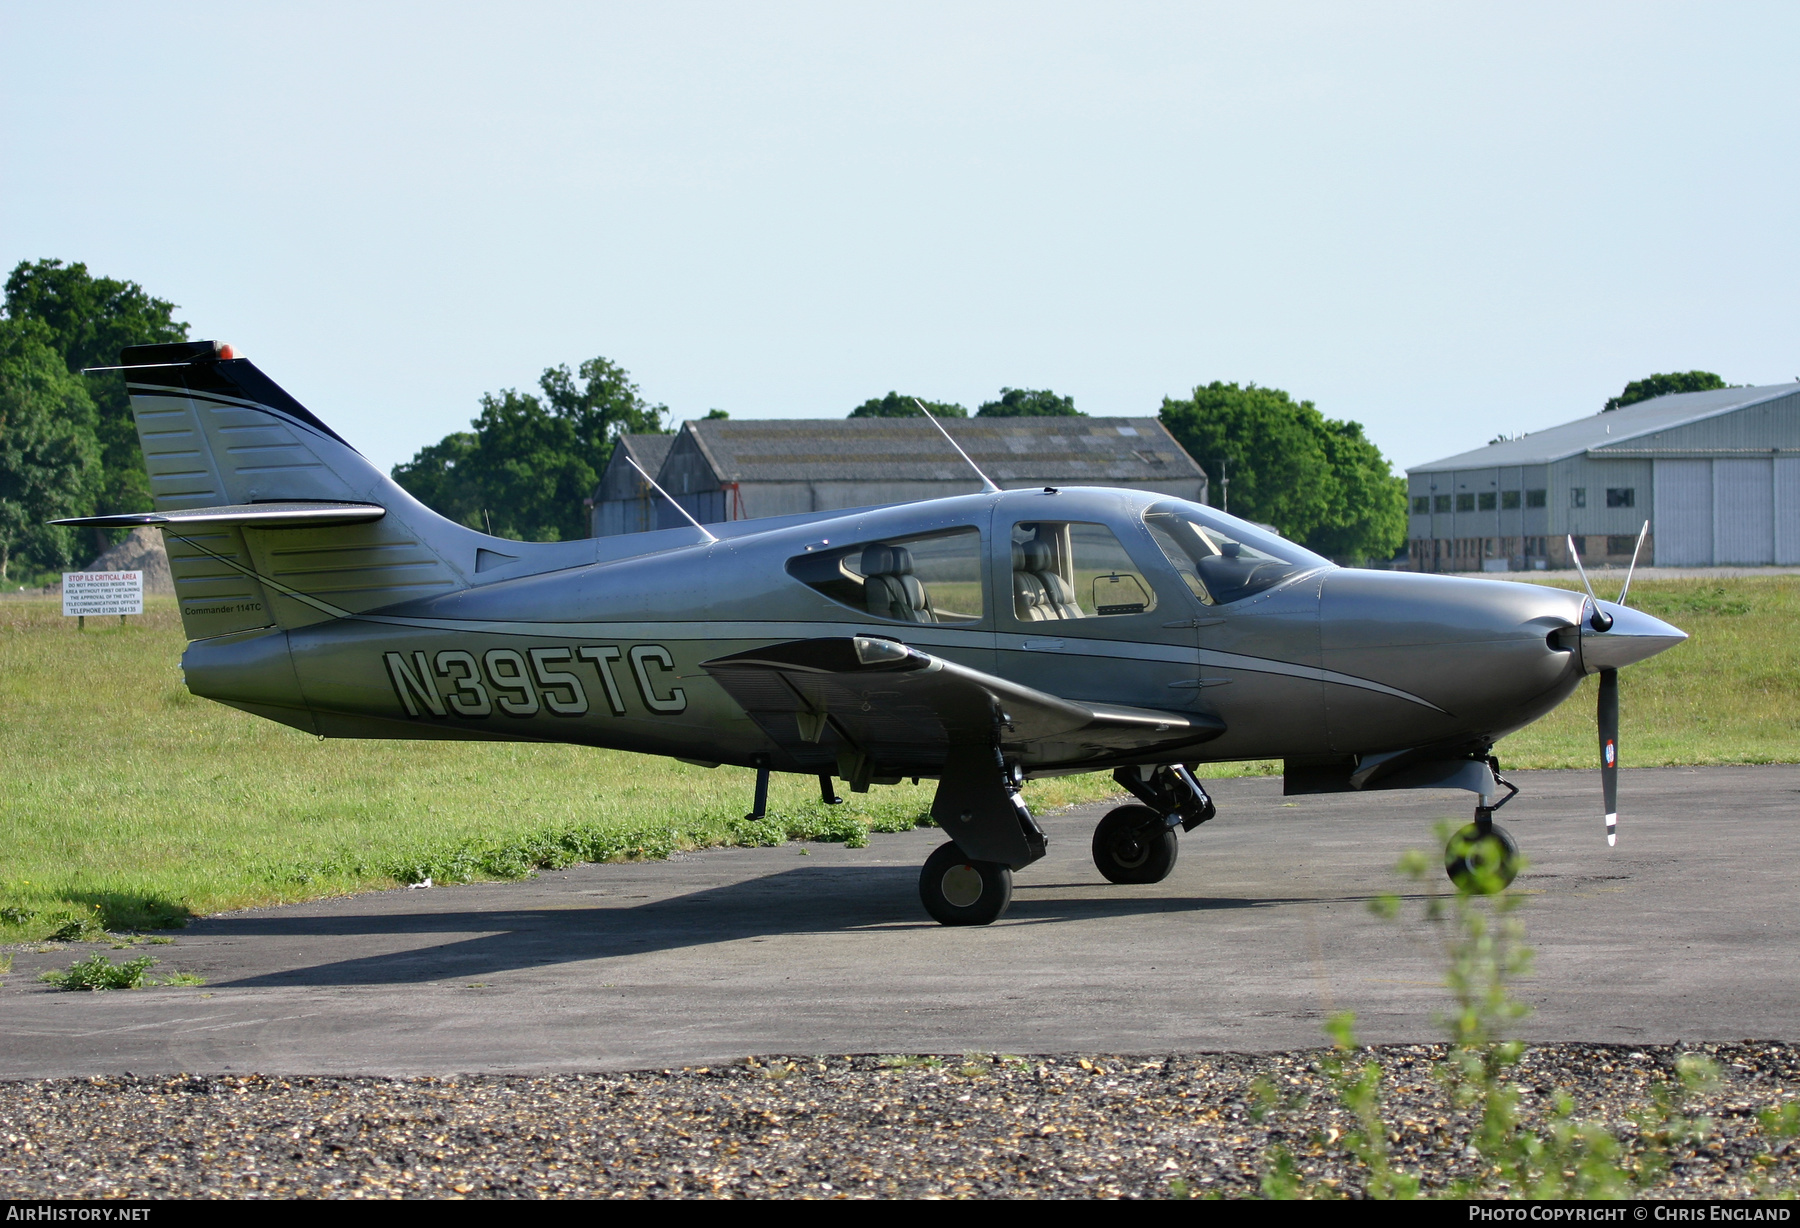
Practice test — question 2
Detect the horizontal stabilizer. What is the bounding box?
[52,502,386,530]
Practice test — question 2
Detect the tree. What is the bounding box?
[1603,371,1727,412]
[1308,417,1409,565]
[848,392,967,418]
[3,260,190,529]
[392,356,668,542]
[704,409,730,420]
[976,387,1080,417]
[1159,381,1406,564]
[0,319,100,581]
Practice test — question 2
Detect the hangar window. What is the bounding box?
[1478,492,1497,511]
[1456,493,1475,512]
[1412,496,1429,514]
[1009,521,1156,620]
[1571,488,1587,509]
[1433,495,1451,513]
[787,527,984,624]
[1501,490,1521,510]
[1526,489,1547,508]
[1143,500,1329,605]
[1607,487,1635,509]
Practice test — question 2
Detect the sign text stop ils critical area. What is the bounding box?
[61,572,144,617]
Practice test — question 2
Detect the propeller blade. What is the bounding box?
[1598,666,1619,846]
[1618,520,1650,606]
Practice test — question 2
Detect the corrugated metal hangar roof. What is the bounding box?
[1413,383,1800,472]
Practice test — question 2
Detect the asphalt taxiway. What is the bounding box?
[3,766,1795,1077]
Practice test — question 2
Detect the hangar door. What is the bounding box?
[1778,458,1800,566]
[1654,460,1712,566]
[1715,459,1775,565]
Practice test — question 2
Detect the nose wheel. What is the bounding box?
[1444,820,1520,892]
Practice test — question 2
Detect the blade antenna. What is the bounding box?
[627,455,719,544]
[913,399,1000,494]
[1617,520,1650,606]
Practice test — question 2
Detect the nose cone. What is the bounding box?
[1580,601,1687,673]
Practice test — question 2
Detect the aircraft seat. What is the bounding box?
[1013,540,1082,620]
[864,544,935,622]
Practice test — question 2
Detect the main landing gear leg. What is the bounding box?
[1445,757,1521,893]
[917,750,1045,926]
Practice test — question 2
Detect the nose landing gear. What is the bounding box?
[1445,760,1521,892]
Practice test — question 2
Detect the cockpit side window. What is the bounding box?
[786,526,984,623]
[1009,521,1158,621]
[1143,500,1330,604]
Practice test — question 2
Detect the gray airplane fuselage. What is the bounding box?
[182,486,1623,776]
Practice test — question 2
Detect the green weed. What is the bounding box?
[40,952,157,990]
[1275,823,1742,1200]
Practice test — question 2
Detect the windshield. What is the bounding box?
[1142,500,1330,604]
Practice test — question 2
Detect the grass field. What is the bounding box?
[2,575,1793,940]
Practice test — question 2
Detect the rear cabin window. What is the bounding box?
[787,527,984,623]
[1009,521,1157,620]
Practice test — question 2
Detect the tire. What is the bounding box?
[1444,822,1521,893]
[1091,804,1179,884]
[918,841,1013,926]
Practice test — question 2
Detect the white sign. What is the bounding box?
[63,571,144,616]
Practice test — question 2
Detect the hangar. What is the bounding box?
[589,416,1208,536]
[1406,382,1800,571]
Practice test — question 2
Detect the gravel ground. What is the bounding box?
[1,1044,1795,1200]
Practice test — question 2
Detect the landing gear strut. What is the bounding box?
[1445,758,1521,892]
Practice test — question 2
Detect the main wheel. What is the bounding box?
[1091,804,1179,884]
[1444,822,1521,893]
[918,841,1013,926]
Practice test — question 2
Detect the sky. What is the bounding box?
[3,2,1796,475]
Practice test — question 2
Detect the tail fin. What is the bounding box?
[111,340,487,640]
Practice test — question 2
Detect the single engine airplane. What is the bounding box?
[58,341,1688,925]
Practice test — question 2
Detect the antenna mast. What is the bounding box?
[912,399,1000,494]
[627,455,719,544]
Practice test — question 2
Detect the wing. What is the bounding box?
[701,635,1225,780]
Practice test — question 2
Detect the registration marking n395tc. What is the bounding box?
[385,644,686,719]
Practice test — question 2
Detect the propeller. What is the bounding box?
[1568,521,1647,847]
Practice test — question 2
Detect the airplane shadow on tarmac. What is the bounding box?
[208,865,1366,989]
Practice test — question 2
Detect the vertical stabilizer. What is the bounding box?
[119,341,489,639]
